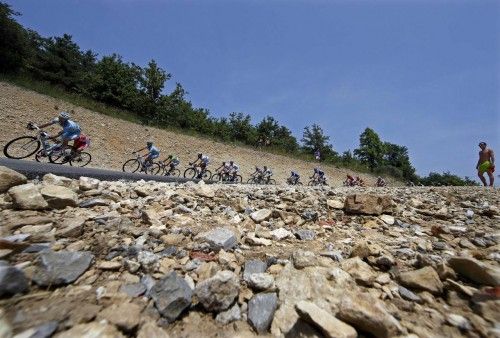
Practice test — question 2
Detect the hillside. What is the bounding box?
[0,82,390,186]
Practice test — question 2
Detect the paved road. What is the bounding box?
[0,158,201,184]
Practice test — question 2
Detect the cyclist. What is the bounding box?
[311,167,326,184]
[262,166,273,183]
[288,171,300,185]
[228,161,239,181]
[163,154,180,174]
[250,166,263,180]
[376,176,386,187]
[346,174,355,186]
[215,161,231,175]
[354,176,365,187]
[35,111,81,154]
[191,153,210,178]
[135,141,160,168]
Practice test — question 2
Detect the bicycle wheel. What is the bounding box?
[211,173,222,182]
[171,168,181,177]
[49,151,68,164]
[35,149,51,163]
[184,167,197,179]
[247,178,255,184]
[3,136,40,159]
[296,182,303,186]
[70,152,91,167]
[201,169,212,180]
[267,179,277,185]
[123,159,141,173]
[307,180,316,186]
[233,175,242,183]
[145,162,161,175]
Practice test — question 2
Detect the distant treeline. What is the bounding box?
[0,2,477,186]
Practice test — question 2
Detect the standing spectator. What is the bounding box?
[314,149,321,161]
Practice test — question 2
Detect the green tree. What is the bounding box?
[29,34,96,91]
[301,124,336,159]
[228,112,256,144]
[85,54,142,110]
[354,127,385,171]
[140,59,170,103]
[420,172,478,186]
[0,2,32,73]
[255,116,299,151]
[383,142,416,180]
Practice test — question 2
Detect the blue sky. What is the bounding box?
[8,0,500,179]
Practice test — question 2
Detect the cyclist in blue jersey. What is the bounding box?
[287,171,300,185]
[311,167,326,184]
[37,111,81,149]
[135,141,160,167]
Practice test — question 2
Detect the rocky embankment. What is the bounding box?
[0,165,499,338]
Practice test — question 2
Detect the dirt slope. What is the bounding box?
[0,82,388,185]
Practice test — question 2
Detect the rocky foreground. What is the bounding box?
[0,166,499,338]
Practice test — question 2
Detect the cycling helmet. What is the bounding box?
[59,111,70,120]
[198,153,202,158]
[168,155,173,159]
[230,161,234,165]
[222,161,226,165]
[263,166,268,170]
[314,168,318,173]
[147,141,153,146]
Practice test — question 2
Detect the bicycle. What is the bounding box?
[183,163,212,180]
[212,171,242,183]
[308,176,328,186]
[4,123,91,167]
[247,173,276,185]
[286,177,303,186]
[122,153,161,175]
[157,161,181,177]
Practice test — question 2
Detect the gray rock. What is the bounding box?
[301,210,318,222]
[40,184,78,209]
[243,260,267,281]
[0,166,27,193]
[215,303,241,325]
[33,251,94,286]
[195,270,239,312]
[120,283,146,297]
[295,229,315,241]
[320,250,344,261]
[141,274,156,296]
[250,209,272,223]
[79,177,100,191]
[398,286,422,303]
[79,198,111,208]
[248,292,278,333]
[448,256,500,286]
[8,183,48,210]
[247,273,275,291]
[0,263,29,297]
[16,321,59,338]
[196,227,237,251]
[150,271,193,322]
